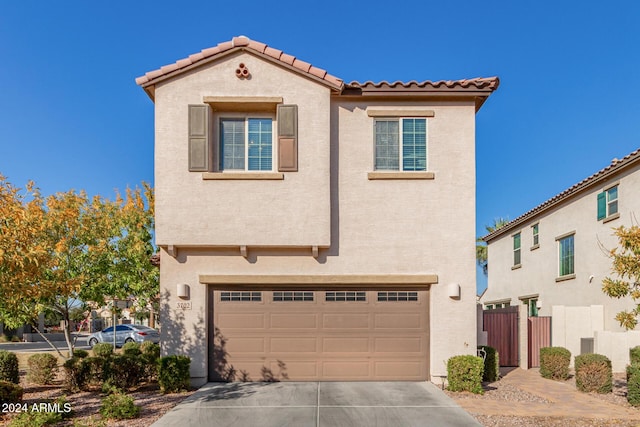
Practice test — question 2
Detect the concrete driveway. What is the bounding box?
[151,381,480,427]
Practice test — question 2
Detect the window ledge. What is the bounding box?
[511,264,522,270]
[603,212,620,224]
[368,171,435,180]
[530,244,540,251]
[555,274,576,282]
[202,172,284,180]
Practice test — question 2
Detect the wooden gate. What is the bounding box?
[528,316,551,368]
[483,307,519,366]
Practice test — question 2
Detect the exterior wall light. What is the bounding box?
[177,283,190,299]
[448,283,461,299]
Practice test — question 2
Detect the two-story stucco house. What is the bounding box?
[481,148,640,371]
[136,36,499,386]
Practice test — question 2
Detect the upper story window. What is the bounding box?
[220,117,273,171]
[513,232,521,267]
[374,118,426,171]
[597,185,618,221]
[557,233,575,278]
[531,223,539,249]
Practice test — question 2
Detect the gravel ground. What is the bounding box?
[446,371,640,427]
[0,370,195,426]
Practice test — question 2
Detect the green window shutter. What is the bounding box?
[597,191,606,220]
[188,105,209,172]
[277,104,298,172]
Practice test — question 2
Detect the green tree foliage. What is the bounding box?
[476,217,510,276]
[0,174,157,357]
[602,224,640,330]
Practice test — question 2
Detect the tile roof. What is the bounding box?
[135,35,344,91]
[136,36,499,104]
[483,147,640,242]
[346,78,500,91]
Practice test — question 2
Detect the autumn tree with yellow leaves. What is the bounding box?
[0,175,157,357]
[602,224,640,330]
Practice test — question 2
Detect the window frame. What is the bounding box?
[606,185,618,217]
[220,291,262,302]
[218,114,275,172]
[272,291,314,302]
[556,232,575,280]
[377,291,418,302]
[373,117,427,172]
[531,223,539,249]
[325,291,366,302]
[512,232,522,268]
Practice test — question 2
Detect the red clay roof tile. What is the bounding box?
[135,36,499,100]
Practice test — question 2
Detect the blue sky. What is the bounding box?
[1,1,639,293]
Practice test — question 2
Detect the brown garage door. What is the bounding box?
[210,290,429,381]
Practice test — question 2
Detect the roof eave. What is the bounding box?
[483,149,640,243]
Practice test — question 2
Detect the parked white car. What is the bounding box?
[88,324,160,347]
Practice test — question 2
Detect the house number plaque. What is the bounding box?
[176,301,192,310]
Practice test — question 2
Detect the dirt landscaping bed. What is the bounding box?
[446,369,640,427]
[0,369,195,426]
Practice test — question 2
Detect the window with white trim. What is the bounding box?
[220,117,273,171]
[597,185,618,220]
[532,224,539,247]
[273,291,314,302]
[325,291,366,302]
[220,291,262,302]
[377,291,418,302]
[374,118,426,171]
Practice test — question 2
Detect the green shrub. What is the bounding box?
[627,364,640,406]
[122,342,141,357]
[630,347,640,365]
[140,342,160,382]
[63,357,86,392]
[26,353,59,385]
[158,355,191,393]
[140,341,160,358]
[80,357,105,389]
[100,392,140,420]
[0,380,23,404]
[73,349,89,359]
[446,355,484,394]
[8,396,70,426]
[0,350,20,384]
[574,353,612,393]
[103,355,143,390]
[539,347,571,380]
[92,343,114,358]
[8,411,62,427]
[478,346,499,382]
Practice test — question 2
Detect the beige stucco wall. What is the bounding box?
[154,51,331,247]
[153,52,480,384]
[483,163,640,333]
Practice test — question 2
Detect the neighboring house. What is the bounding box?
[136,36,498,386]
[481,148,640,371]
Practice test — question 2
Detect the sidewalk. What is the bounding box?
[452,368,640,421]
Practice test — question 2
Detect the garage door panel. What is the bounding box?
[270,313,317,329]
[218,313,265,329]
[269,361,317,379]
[270,337,317,353]
[322,337,369,353]
[374,361,423,378]
[374,337,422,353]
[374,313,422,329]
[225,337,266,354]
[323,361,370,378]
[212,290,429,381]
[322,314,370,329]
